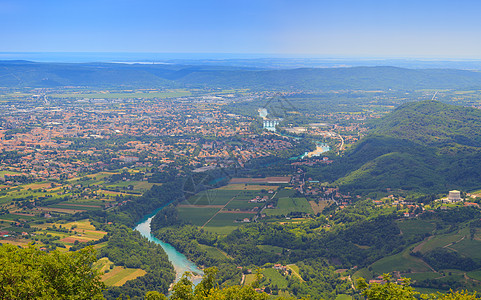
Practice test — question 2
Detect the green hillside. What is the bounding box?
[370,100,481,149]
[324,101,481,194]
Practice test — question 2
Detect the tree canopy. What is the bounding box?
[0,244,105,299]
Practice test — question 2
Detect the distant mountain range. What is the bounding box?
[3,60,481,90]
[326,101,481,194]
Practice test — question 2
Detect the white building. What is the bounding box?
[263,119,281,131]
[448,190,461,202]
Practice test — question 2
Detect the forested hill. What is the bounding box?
[4,60,481,90]
[320,101,481,194]
[369,100,481,148]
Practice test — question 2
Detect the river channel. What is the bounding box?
[134,205,203,283]
[133,135,326,285]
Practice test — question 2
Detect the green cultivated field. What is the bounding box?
[275,188,296,198]
[404,272,441,281]
[105,181,155,192]
[0,214,37,221]
[266,197,313,216]
[352,268,373,281]
[396,219,435,238]
[370,247,432,274]
[102,267,147,286]
[243,274,257,286]
[198,244,231,261]
[224,200,260,210]
[176,185,268,232]
[416,226,470,254]
[207,212,255,227]
[202,225,238,235]
[184,190,238,206]
[467,270,481,281]
[262,268,288,289]
[177,207,220,226]
[48,204,102,211]
[450,239,481,260]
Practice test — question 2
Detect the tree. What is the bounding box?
[357,274,478,300]
[194,267,218,299]
[144,291,167,300]
[0,244,105,299]
[170,269,270,300]
[171,272,194,300]
[435,290,478,299]
[357,274,418,299]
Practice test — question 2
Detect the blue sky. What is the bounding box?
[1,0,481,58]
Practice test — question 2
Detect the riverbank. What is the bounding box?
[134,206,203,284]
[301,142,330,159]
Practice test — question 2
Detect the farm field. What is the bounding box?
[224,199,260,210]
[0,168,155,225]
[266,197,313,216]
[202,225,238,235]
[94,257,115,274]
[262,268,288,289]
[105,181,156,193]
[33,219,107,248]
[396,219,436,238]
[177,207,220,226]
[450,238,481,260]
[207,212,255,227]
[177,183,277,228]
[243,274,257,286]
[217,184,278,191]
[415,226,470,254]
[93,257,147,286]
[0,237,31,247]
[467,270,481,281]
[405,272,441,281]
[369,247,433,274]
[309,200,331,214]
[198,244,232,261]
[184,189,238,206]
[102,266,147,286]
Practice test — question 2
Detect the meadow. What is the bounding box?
[93,256,147,287]
[265,197,313,216]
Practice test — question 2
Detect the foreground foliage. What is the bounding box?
[357,274,479,299]
[100,227,175,299]
[170,267,304,300]
[0,244,105,299]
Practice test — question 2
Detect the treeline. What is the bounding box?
[100,227,175,299]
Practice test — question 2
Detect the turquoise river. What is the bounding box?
[134,205,203,283]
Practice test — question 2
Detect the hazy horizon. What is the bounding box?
[4,52,481,70]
